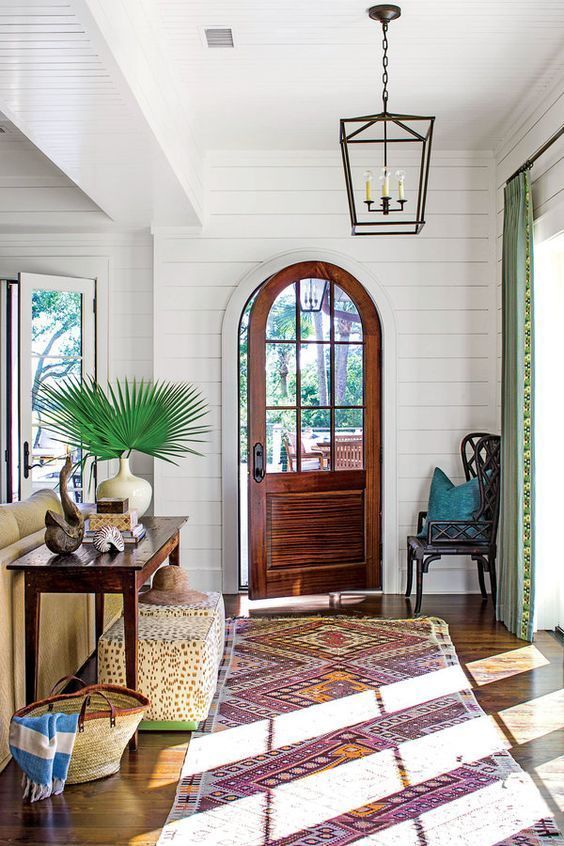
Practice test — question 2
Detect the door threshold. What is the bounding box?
[329,590,383,607]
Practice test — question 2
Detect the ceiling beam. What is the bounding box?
[0,0,204,229]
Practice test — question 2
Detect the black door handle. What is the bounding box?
[23,441,32,479]
[253,442,265,483]
[23,441,43,479]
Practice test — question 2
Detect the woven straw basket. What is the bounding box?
[14,677,149,784]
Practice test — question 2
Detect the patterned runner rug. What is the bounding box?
[158,616,562,845]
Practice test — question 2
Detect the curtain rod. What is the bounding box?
[506,124,564,184]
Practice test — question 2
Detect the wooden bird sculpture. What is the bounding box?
[44,456,85,554]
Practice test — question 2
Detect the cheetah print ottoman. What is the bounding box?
[138,591,225,664]
[98,615,219,725]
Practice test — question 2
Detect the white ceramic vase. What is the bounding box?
[96,457,152,517]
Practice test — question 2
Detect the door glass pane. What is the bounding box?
[300,280,330,341]
[266,343,296,406]
[267,409,296,473]
[300,343,330,407]
[335,344,363,406]
[266,283,296,341]
[334,285,363,342]
[335,408,363,470]
[32,290,82,356]
[31,291,84,501]
[301,409,330,472]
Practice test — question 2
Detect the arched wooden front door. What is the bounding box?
[248,261,381,598]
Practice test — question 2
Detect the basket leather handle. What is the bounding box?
[78,691,116,732]
[49,675,88,696]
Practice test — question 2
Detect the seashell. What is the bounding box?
[93,525,125,553]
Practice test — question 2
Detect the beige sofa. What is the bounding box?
[0,490,120,773]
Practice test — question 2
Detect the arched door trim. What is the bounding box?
[222,248,399,594]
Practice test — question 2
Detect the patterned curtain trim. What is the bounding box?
[521,177,534,641]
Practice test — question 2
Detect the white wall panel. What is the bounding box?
[154,150,499,594]
[398,333,490,358]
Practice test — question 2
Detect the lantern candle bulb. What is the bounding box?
[396,170,406,202]
[380,167,391,199]
[364,170,373,202]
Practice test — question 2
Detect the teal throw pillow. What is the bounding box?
[418,467,481,539]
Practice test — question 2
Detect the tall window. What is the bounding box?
[534,232,564,632]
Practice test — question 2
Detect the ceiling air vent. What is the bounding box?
[204,27,234,48]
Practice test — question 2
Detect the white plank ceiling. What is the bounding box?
[155,0,564,150]
[0,0,561,225]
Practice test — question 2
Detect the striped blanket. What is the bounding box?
[9,712,79,802]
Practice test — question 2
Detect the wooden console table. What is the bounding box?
[7,516,187,750]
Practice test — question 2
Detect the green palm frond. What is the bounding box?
[36,377,210,465]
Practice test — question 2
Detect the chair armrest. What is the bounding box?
[427,520,492,544]
[417,511,427,534]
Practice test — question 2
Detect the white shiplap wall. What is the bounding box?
[153,149,499,594]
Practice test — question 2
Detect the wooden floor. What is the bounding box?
[0,594,562,846]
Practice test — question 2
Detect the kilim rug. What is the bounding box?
[158,616,563,845]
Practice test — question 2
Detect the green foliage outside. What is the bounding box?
[239,284,364,465]
[31,290,82,446]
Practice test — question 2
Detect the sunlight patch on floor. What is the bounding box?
[129,828,163,846]
[237,594,343,614]
[352,776,552,846]
[147,740,190,784]
[181,665,472,779]
[465,645,549,686]
[535,756,564,812]
[497,690,564,745]
[183,690,381,776]
[379,663,470,713]
[167,714,509,844]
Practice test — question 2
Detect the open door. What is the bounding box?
[19,272,95,502]
[248,261,381,599]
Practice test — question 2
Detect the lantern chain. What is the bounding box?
[381,21,389,113]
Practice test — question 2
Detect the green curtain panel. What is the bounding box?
[498,171,535,641]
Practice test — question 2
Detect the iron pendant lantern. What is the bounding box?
[340,5,435,235]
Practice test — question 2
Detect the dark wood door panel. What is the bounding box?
[267,491,364,569]
[257,563,367,598]
[267,469,365,493]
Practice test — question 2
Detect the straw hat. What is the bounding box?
[141,566,206,606]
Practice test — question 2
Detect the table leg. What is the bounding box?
[95,593,105,680]
[122,575,139,751]
[169,531,180,566]
[24,576,41,705]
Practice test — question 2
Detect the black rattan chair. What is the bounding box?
[406,433,501,615]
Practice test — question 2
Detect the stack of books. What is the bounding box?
[83,497,146,545]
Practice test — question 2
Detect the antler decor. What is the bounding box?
[44,456,85,554]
